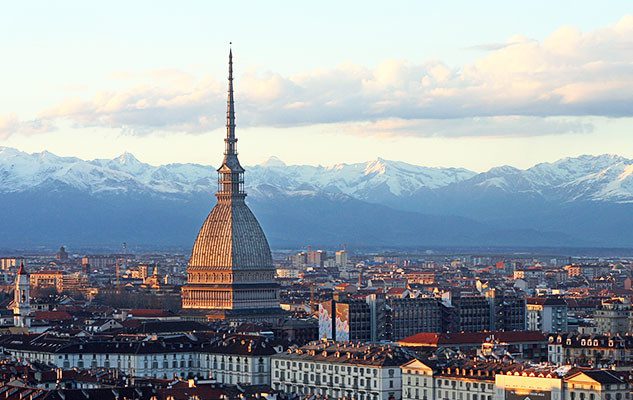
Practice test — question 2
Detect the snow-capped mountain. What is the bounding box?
[2,147,632,204]
[1,146,633,248]
[246,156,476,200]
[0,147,476,198]
[466,154,633,203]
[0,147,215,195]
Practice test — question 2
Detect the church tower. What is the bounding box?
[13,262,31,328]
[181,49,281,321]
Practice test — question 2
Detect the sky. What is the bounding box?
[0,1,632,172]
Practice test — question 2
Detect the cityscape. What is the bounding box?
[1,2,633,400]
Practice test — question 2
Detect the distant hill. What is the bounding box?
[1,146,632,249]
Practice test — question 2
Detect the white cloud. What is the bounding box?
[0,114,55,139]
[7,15,633,138]
[335,116,594,138]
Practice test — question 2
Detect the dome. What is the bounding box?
[188,199,273,270]
[182,49,280,318]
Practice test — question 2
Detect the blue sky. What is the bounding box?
[1,1,632,171]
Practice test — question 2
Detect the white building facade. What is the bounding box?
[271,342,410,400]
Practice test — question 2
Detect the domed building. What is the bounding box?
[181,50,281,321]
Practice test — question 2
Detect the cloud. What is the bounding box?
[0,114,55,139]
[465,35,535,51]
[336,116,595,138]
[12,15,633,138]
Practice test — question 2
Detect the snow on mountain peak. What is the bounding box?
[261,156,286,168]
[114,152,141,165]
[0,146,21,157]
[36,150,58,160]
[364,158,388,175]
[0,147,632,203]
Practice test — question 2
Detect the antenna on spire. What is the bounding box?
[225,43,236,156]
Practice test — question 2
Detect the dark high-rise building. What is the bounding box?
[486,289,526,331]
[386,297,442,340]
[319,293,442,342]
[181,49,281,321]
[441,291,491,332]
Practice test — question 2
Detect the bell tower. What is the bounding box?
[13,262,31,328]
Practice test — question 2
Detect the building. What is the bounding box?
[271,341,412,400]
[56,246,69,261]
[81,255,117,270]
[495,366,564,400]
[399,331,548,361]
[335,250,349,268]
[307,250,327,267]
[0,257,23,270]
[402,358,496,400]
[496,367,630,400]
[442,291,491,332]
[593,298,631,335]
[13,262,31,328]
[30,270,64,292]
[319,297,372,342]
[13,263,31,328]
[319,294,442,342]
[527,297,568,333]
[406,272,436,285]
[181,49,280,321]
[564,370,630,400]
[0,333,281,384]
[62,272,89,294]
[548,333,633,367]
[403,359,631,400]
[485,289,526,331]
[387,297,441,341]
[513,267,545,289]
[292,252,308,268]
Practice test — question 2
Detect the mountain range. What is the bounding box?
[1,146,632,250]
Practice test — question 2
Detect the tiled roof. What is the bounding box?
[274,341,413,367]
[33,311,73,321]
[0,332,281,357]
[399,331,547,347]
[527,297,567,306]
[188,199,273,270]
[569,370,627,384]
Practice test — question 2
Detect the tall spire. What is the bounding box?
[225,44,236,156]
[217,44,245,199]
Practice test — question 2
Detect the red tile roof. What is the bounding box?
[33,311,73,321]
[399,331,547,347]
